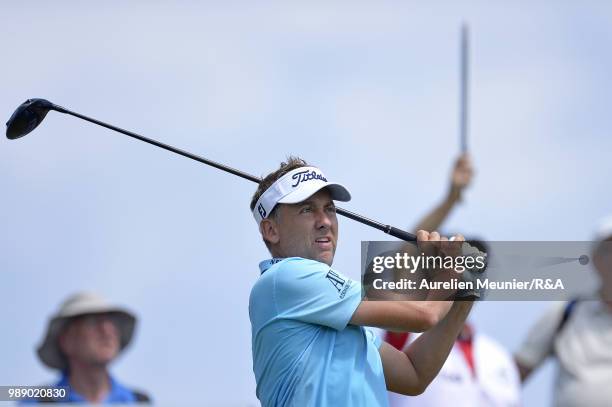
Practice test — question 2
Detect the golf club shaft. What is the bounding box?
[57,106,259,183]
[52,105,417,242]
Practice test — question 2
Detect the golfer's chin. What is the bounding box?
[314,250,335,266]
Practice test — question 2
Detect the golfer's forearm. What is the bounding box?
[365,288,453,332]
[354,299,453,332]
[388,299,453,331]
[419,300,453,325]
[405,301,473,385]
[396,300,453,332]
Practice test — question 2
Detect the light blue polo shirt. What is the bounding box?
[249,257,388,407]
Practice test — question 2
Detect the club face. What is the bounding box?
[6,98,54,140]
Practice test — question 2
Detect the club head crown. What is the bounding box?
[6,98,55,140]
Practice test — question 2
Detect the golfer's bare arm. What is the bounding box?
[349,299,453,332]
[353,228,468,331]
[379,301,473,395]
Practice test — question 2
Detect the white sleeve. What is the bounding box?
[514,302,566,369]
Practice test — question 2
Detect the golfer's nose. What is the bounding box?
[314,208,332,229]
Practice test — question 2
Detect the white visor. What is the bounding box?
[253,166,351,225]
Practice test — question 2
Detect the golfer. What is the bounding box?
[249,157,476,407]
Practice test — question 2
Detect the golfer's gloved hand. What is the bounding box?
[455,242,488,300]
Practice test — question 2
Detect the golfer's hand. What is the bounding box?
[456,242,488,300]
[416,230,465,258]
[416,231,485,298]
[450,154,473,200]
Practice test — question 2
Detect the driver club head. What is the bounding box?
[6,98,56,140]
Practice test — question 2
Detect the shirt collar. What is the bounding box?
[106,374,136,402]
[55,372,82,402]
[56,371,135,403]
[259,258,286,274]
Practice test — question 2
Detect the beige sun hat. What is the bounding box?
[37,292,137,370]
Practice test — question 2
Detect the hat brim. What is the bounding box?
[277,182,351,205]
[37,308,136,371]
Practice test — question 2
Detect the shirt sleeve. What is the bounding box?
[514,301,566,369]
[365,327,383,349]
[273,258,362,331]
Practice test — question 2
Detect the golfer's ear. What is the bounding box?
[260,218,280,245]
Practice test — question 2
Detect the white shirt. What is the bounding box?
[516,300,612,407]
[386,329,521,407]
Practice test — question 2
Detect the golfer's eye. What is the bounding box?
[300,206,312,214]
[326,206,336,214]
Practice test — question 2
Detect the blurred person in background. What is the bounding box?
[386,322,521,407]
[411,154,473,233]
[29,292,151,404]
[515,217,612,407]
[385,154,521,407]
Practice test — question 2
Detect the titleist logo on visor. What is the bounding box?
[291,169,328,188]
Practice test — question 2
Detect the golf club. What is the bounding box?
[6,98,417,242]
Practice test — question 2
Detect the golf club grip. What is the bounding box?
[387,226,417,242]
[335,208,416,242]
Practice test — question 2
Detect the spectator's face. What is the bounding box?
[273,189,338,266]
[60,313,120,367]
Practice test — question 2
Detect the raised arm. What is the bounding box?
[413,154,473,233]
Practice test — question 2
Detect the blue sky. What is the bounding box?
[2,2,612,405]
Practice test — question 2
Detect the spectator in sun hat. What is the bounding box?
[29,292,150,404]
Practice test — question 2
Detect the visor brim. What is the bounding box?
[277,182,351,205]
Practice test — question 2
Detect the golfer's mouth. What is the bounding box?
[315,237,333,249]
